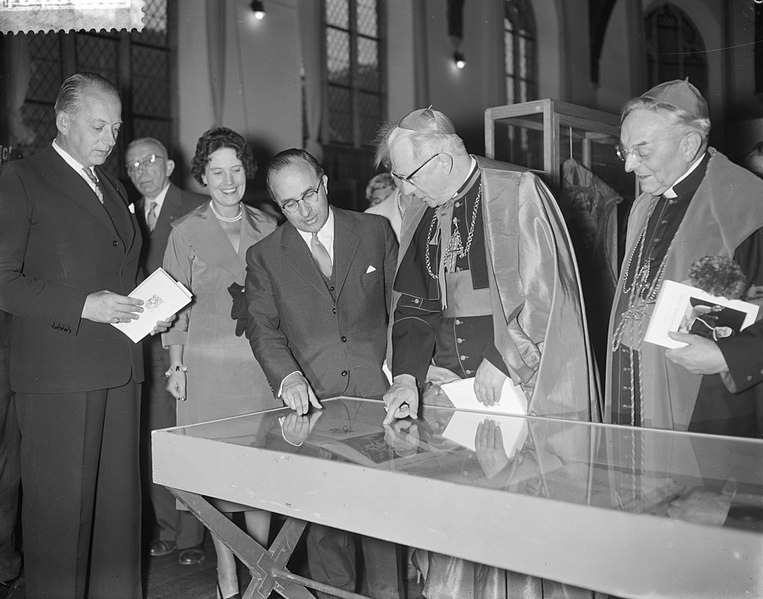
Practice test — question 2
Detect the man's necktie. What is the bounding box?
[310,232,333,278]
[82,167,104,203]
[146,200,158,232]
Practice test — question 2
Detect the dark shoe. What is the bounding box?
[178,545,206,566]
[149,539,177,557]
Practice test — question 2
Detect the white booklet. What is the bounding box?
[644,280,759,349]
[439,377,528,416]
[112,267,192,343]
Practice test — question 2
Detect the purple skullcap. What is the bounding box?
[396,107,456,135]
[640,78,709,120]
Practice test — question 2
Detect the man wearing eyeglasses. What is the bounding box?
[377,108,599,599]
[124,138,206,565]
[244,148,401,598]
[607,79,763,438]
[381,108,599,423]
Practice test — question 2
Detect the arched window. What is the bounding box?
[644,4,708,96]
[19,0,174,180]
[504,0,537,104]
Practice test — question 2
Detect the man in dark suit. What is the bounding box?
[0,72,164,598]
[0,310,20,599]
[125,137,207,566]
[245,149,401,598]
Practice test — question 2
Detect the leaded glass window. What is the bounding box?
[504,0,537,105]
[645,4,708,96]
[20,0,172,179]
[324,0,384,147]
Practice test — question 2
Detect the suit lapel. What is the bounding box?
[98,171,134,249]
[332,208,360,298]
[40,147,115,232]
[151,184,184,244]
[282,223,330,296]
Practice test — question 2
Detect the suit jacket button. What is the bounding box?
[332,307,337,314]
[330,286,335,292]
[341,370,348,377]
[341,336,347,342]
[112,240,119,246]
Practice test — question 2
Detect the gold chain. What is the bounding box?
[425,180,482,280]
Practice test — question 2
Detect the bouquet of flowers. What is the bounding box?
[687,255,747,300]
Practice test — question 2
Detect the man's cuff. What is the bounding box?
[278,371,302,397]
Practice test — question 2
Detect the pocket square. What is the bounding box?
[128,203,136,213]
[365,265,377,274]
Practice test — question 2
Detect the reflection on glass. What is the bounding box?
[177,398,763,534]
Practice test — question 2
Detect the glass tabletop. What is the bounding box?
[170,397,763,535]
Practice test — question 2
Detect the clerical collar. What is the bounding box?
[450,156,479,200]
[663,152,706,198]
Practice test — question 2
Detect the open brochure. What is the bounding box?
[112,267,192,343]
[439,377,528,416]
[645,280,759,349]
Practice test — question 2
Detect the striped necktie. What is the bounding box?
[146,200,158,232]
[310,232,333,278]
[82,167,104,203]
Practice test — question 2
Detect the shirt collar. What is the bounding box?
[663,153,705,198]
[52,139,94,182]
[145,183,170,215]
[297,206,335,261]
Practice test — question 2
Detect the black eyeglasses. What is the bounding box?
[126,154,166,173]
[280,179,324,214]
[391,153,442,183]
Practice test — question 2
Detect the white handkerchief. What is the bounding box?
[365,265,377,274]
[128,203,136,213]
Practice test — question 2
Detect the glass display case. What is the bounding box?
[485,100,637,372]
[153,397,763,599]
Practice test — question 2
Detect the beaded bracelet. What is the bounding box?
[164,363,187,378]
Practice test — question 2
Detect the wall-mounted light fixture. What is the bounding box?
[250,0,266,20]
[448,0,465,70]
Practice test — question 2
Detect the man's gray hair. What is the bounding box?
[621,96,711,140]
[54,72,120,116]
[375,123,467,169]
[126,137,168,156]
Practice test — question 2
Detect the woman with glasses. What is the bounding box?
[162,127,278,599]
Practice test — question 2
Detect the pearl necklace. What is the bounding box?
[209,201,243,222]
